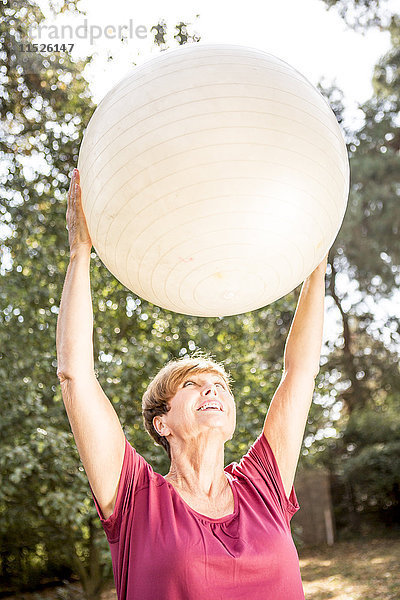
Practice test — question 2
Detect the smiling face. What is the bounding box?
[153,371,236,449]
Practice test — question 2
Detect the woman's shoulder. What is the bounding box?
[224,433,266,475]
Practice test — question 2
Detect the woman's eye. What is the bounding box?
[183,380,226,389]
[216,382,227,389]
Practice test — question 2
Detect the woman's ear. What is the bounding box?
[153,415,169,437]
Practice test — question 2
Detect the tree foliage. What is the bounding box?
[320,0,396,31]
[313,0,400,536]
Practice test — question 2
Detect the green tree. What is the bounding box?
[0,0,100,593]
[321,0,395,31]
[313,0,400,535]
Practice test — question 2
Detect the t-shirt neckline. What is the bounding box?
[162,471,239,524]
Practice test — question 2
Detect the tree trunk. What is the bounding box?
[72,519,105,600]
[328,259,365,414]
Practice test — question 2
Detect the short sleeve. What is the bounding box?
[89,436,152,543]
[230,433,300,526]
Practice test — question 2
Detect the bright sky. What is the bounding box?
[37,0,395,130]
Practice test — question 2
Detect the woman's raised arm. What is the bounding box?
[262,255,328,498]
[56,168,126,520]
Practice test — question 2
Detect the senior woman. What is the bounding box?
[57,168,328,599]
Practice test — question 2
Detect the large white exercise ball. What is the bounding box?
[78,43,349,317]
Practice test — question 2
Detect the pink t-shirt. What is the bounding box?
[90,433,304,599]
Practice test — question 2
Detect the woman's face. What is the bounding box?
[154,371,236,447]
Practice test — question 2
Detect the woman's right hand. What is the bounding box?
[66,168,92,256]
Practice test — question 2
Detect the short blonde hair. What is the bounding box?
[141,352,233,459]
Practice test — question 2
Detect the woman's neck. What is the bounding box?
[165,437,227,499]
